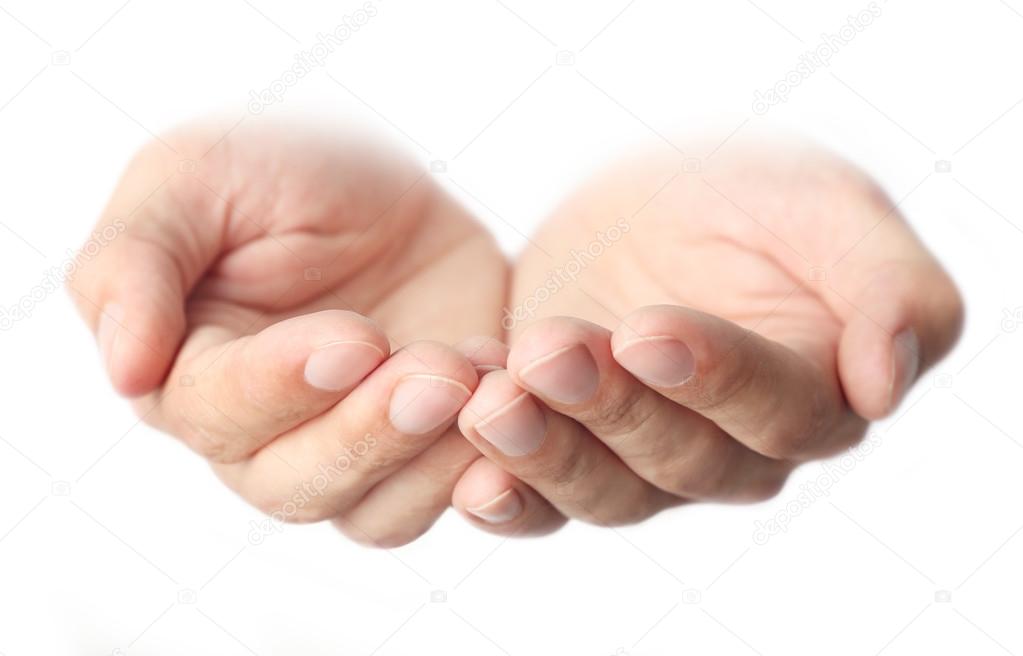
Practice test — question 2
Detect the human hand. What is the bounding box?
[450,137,964,533]
[69,120,531,546]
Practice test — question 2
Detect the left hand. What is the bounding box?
[67,121,563,547]
[451,139,963,533]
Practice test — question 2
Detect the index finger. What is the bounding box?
[611,305,867,460]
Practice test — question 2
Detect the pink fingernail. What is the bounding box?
[613,336,695,387]
[890,328,919,409]
[389,375,471,435]
[517,344,598,404]
[304,341,385,391]
[466,489,523,524]
[474,392,547,456]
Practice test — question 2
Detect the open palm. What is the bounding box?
[71,121,508,545]
[74,126,963,543]
[450,140,963,533]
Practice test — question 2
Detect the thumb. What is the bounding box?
[68,143,222,397]
[835,259,964,420]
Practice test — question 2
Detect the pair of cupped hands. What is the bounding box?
[70,120,963,547]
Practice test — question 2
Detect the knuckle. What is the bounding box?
[355,438,417,473]
[755,383,835,459]
[576,491,655,527]
[169,395,252,464]
[529,432,599,490]
[235,341,302,427]
[691,349,761,414]
[752,423,809,460]
[584,383,656,438]
[644,437,791,503]
[544,455,649,527]
[650,439,729,499]
[177,417,229,461]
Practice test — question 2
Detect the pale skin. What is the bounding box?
[70,121,964,546]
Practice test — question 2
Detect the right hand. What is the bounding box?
[449,138,962,536]
[69,120,563,546]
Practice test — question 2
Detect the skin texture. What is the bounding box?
[69,120,516,546]
[71,122,963,546]
[450,139,964,535]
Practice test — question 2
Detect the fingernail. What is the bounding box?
[389,375,471,435]
[517,344,598,404]
[304,341,385,391]
[474,392,547,456]
[613,336,695,387]
[97,303,124,371]
[890,328,919,409]
[466,489,523,524]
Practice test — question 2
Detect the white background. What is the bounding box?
[2,0,1022,653]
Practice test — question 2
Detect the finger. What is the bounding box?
[606,305,865,460]
[506,317,792,500]
[452,457,567,537]
[150,309,389,463]
[699,146,963,418]
[216,341,477,523]
[832,260,964,419]
[332,335,511,546]
[333,429,481,547]
[69,139,222,396]
[458,370,676,526]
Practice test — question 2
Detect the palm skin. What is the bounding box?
[442,139,962,537]
[75,125,962,544]
[71,121,509,544]
[507,139,960,461]
[514,145,868,352]
[163,121,506,360]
